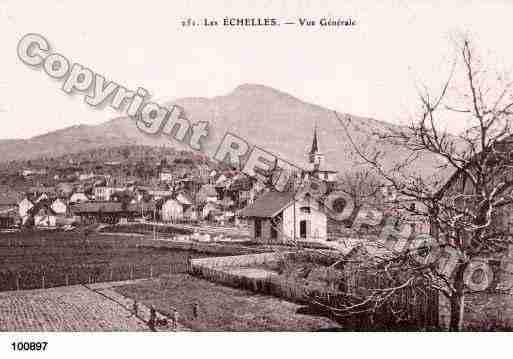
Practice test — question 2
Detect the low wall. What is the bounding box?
[189,249,341,269]
[189,251,357,310]
[190,252,284,268]
[135,238,264,256]
[190,263,350,305]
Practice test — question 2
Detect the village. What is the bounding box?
[2,18,513,333]
[4,5,513,359]
[1,123,509,333]
[0,128,394,242]
[0,128,438,331]
[0,116,512,334]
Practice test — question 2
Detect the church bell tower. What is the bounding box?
[308,125,324,171]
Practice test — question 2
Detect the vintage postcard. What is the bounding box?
[0,0,512,357]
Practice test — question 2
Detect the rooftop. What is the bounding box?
[71,201,155,214]
[239,191,295,218]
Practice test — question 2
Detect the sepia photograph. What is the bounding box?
[0,0,512,357]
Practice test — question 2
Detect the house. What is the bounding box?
[56,182,74,197]
[227,174,254,208]
[177,192,195,219]
[197,184,218,204]
[219,196,235,210]
[148,189,174,200]
[214,172,235,200]
[94,186,126,201]
[215,210,235,225]
[34,193,50,203]
[18,197,34,219]
[248,180,266,204]
[110,190,134,203]
[237,126,337,242]
[174,176,199,194]
[197,164,210,180]
[30,202,57,227]
[22,168,47,177]
[0,191,22,214]
[28,186,56,197]
[131,200,157,219]
[71,201,154,224]
[201,202,218,220]
[0,212,17,228]
[69,192,90,203]
[0,191,20,228]
[240,190,328,243]
[161,199,183,222]
[208,170,217,184]
[51,198,68,215]
[78,172,95,181]
[379,186,429,235]
[160,171,173,182]
[176,192,193,206]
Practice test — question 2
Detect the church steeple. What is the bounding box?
[310,125,319,155]
[308,125,324,169]
[306,124,338,182]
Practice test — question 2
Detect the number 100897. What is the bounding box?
[11,342,48,351]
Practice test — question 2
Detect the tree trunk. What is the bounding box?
[449,265,466,331]
[449,291,465,331]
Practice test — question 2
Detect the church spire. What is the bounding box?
[310,124,319,155]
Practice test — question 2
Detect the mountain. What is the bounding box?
[0,84,445,178]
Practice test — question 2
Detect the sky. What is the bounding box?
[1,0,513,139]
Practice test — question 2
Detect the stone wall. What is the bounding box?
[191,252,284,269]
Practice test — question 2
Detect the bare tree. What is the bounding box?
[331,35,513,331]
[337,169,383,214]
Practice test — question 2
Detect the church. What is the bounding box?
[240,127,337,243]
[304,125,338,183]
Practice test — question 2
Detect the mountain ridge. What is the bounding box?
[0,84,443,179]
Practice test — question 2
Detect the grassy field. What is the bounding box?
[0,230,211,291]
[0,230,199,269]
[115,274,341,331]
[0,230,343,331]
[100,223,193,236]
